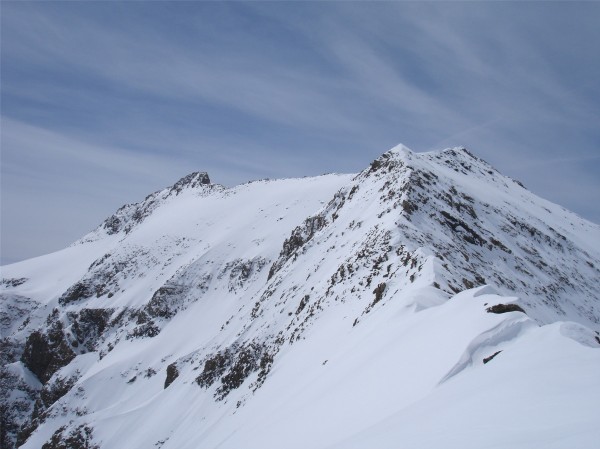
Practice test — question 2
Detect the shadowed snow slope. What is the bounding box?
[1,145,599,449]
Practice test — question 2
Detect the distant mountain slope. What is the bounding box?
[1,145,599,449]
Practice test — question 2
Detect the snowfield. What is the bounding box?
[1,145,599,449]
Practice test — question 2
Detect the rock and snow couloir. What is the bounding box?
[1,145,599,449]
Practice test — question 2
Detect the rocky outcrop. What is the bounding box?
[196,340,277,400]
[21,312,75,385]
[99,172,213,236]
[41,424,98,449]
[168,172,210,195]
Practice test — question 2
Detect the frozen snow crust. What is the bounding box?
[2,145,599,449]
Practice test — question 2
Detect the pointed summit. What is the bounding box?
[96,172,213,237]
[387,143,414,157]
[169,171,211,195]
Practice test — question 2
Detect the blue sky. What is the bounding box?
[1,1,599,265]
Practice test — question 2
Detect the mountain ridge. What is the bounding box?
[1,145,599,449]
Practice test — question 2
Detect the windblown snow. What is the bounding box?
[1,146,599,449]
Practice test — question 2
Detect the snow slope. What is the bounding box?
[1,146,599,449]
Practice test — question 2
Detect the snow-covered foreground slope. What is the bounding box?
[1,146,599,449]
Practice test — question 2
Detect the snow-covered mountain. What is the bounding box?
[2,145,599,449]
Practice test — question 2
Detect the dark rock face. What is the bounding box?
[1,278,28,288]
[41,424,98,449]
[0,337,22,366]
[218,345,261,399]
[127,320,160,340]
[38,375,78,412]
[68,308,113,352]
[365,151,404,176]
[0,293,36,337]
[164,363,179,389]
[361,283,387,316]
[486,304,526,314]
[102,202,152,235]
[268,215,328,280]
[103,215,122,235]
[17,372,81,446]
[196,341,275,400]
[296,295,310,315]
[146,285,190,320]
[20,331,52,381]
[5,306,106,448]
[483,350,502,364]
[169,172,210,195]
[196,351,232,389]
[21,312,76,384]
[1,365,39,449]
[58,282,96,306]
[372,283,386,305]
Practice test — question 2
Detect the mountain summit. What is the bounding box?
[2,146,599,449]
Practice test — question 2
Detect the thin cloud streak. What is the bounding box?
[2,5,366,134]
[1,2,599,263]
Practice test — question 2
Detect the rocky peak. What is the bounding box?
[386,143,414,156]
[86,172,213,239]
[169,172,211,195]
